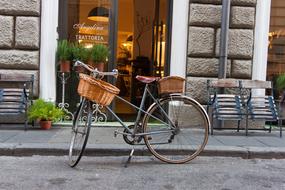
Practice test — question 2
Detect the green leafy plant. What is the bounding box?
[276,74,285,90]
[71,43,89,62]
[56,40,72,61]
[28,99,65,122]
[90,44,110,63]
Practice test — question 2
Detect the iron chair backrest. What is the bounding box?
[240,80,280,136]
[207,78,243,135]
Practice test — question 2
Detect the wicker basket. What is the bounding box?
[158,76,185,94]
[77,74,120,106]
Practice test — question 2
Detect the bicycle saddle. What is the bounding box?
[136,75,160,84]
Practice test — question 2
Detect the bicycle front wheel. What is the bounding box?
[69,98,92,167]
[142,95,209,164]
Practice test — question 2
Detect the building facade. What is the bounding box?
[0,0,41,96]
[0,0,283,117]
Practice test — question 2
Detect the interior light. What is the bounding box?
[88,7,109,22]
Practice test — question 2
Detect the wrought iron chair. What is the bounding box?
[207,79,243,135]
[0,74,34,130]
[241,80,281,137]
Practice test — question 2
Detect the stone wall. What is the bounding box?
[186,0,256,104]
[0,0,41,96]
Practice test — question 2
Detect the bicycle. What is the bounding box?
[68,60,210,167]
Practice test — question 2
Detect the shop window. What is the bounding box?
[267,0,285,97]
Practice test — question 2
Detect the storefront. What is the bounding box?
[3,0,285,122]
[57,0,173,115]
[40,0,189,118]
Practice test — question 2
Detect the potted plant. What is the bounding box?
[27,99,65,130]
[89,44,110,71]
[71,43,89,73]
[56,40,73,73]
[276,74,285,102]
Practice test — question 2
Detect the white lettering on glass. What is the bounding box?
[75,35,104,41]
[73,23,104,31]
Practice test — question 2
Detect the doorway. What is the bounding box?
[58,0,172,118]
[114,0,172,117]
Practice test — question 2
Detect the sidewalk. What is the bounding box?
[0,124,285,159]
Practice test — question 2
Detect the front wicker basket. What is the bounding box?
[158,76,185,95]
[77,74,120,106]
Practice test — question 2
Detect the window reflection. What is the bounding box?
[267,0,285,98]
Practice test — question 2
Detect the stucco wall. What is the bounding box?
[0,0,41,96]
[186,0,257,104]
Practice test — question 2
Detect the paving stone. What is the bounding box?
[0,131,20,143]
[0,127,285,159]
[253,136,285,147]
[5,130,58,143]
[215,136,267,147]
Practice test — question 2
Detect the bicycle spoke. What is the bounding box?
[68,99,91,167]
[143,95,209,164]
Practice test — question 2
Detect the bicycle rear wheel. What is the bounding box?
[142,95,209,164]
[68,98,92,167]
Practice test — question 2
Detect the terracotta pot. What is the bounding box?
[39,120,52,130]
[88,61,104,72]
[59,60,71,73]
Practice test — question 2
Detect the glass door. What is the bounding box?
[58,0,112,112]
[114,0,171,118]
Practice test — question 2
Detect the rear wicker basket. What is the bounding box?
[158,76,185,94]
[77,74,120,106]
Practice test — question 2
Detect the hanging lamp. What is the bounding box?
[87,7,109,22]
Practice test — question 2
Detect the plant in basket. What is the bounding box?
[89,44,110,71]
[71,43,89,73]
[56,40,73,73]
[27,99,65,130]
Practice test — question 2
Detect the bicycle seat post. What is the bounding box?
[133,83,149,129]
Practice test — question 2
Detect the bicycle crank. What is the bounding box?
[123,125,143,145]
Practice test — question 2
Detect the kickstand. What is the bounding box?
[124,148,135,168]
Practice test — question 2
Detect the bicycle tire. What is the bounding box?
[68,98,92,167]
[142,95,209,164]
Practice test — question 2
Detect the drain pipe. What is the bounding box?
[217,0,231,129]
[218,0,231,79]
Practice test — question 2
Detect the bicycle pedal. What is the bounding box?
[147,136,152,140]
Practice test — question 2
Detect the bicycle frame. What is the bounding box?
[74,60,176,137]
[103,83,176,137]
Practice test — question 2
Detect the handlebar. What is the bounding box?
[74,60,119,79]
